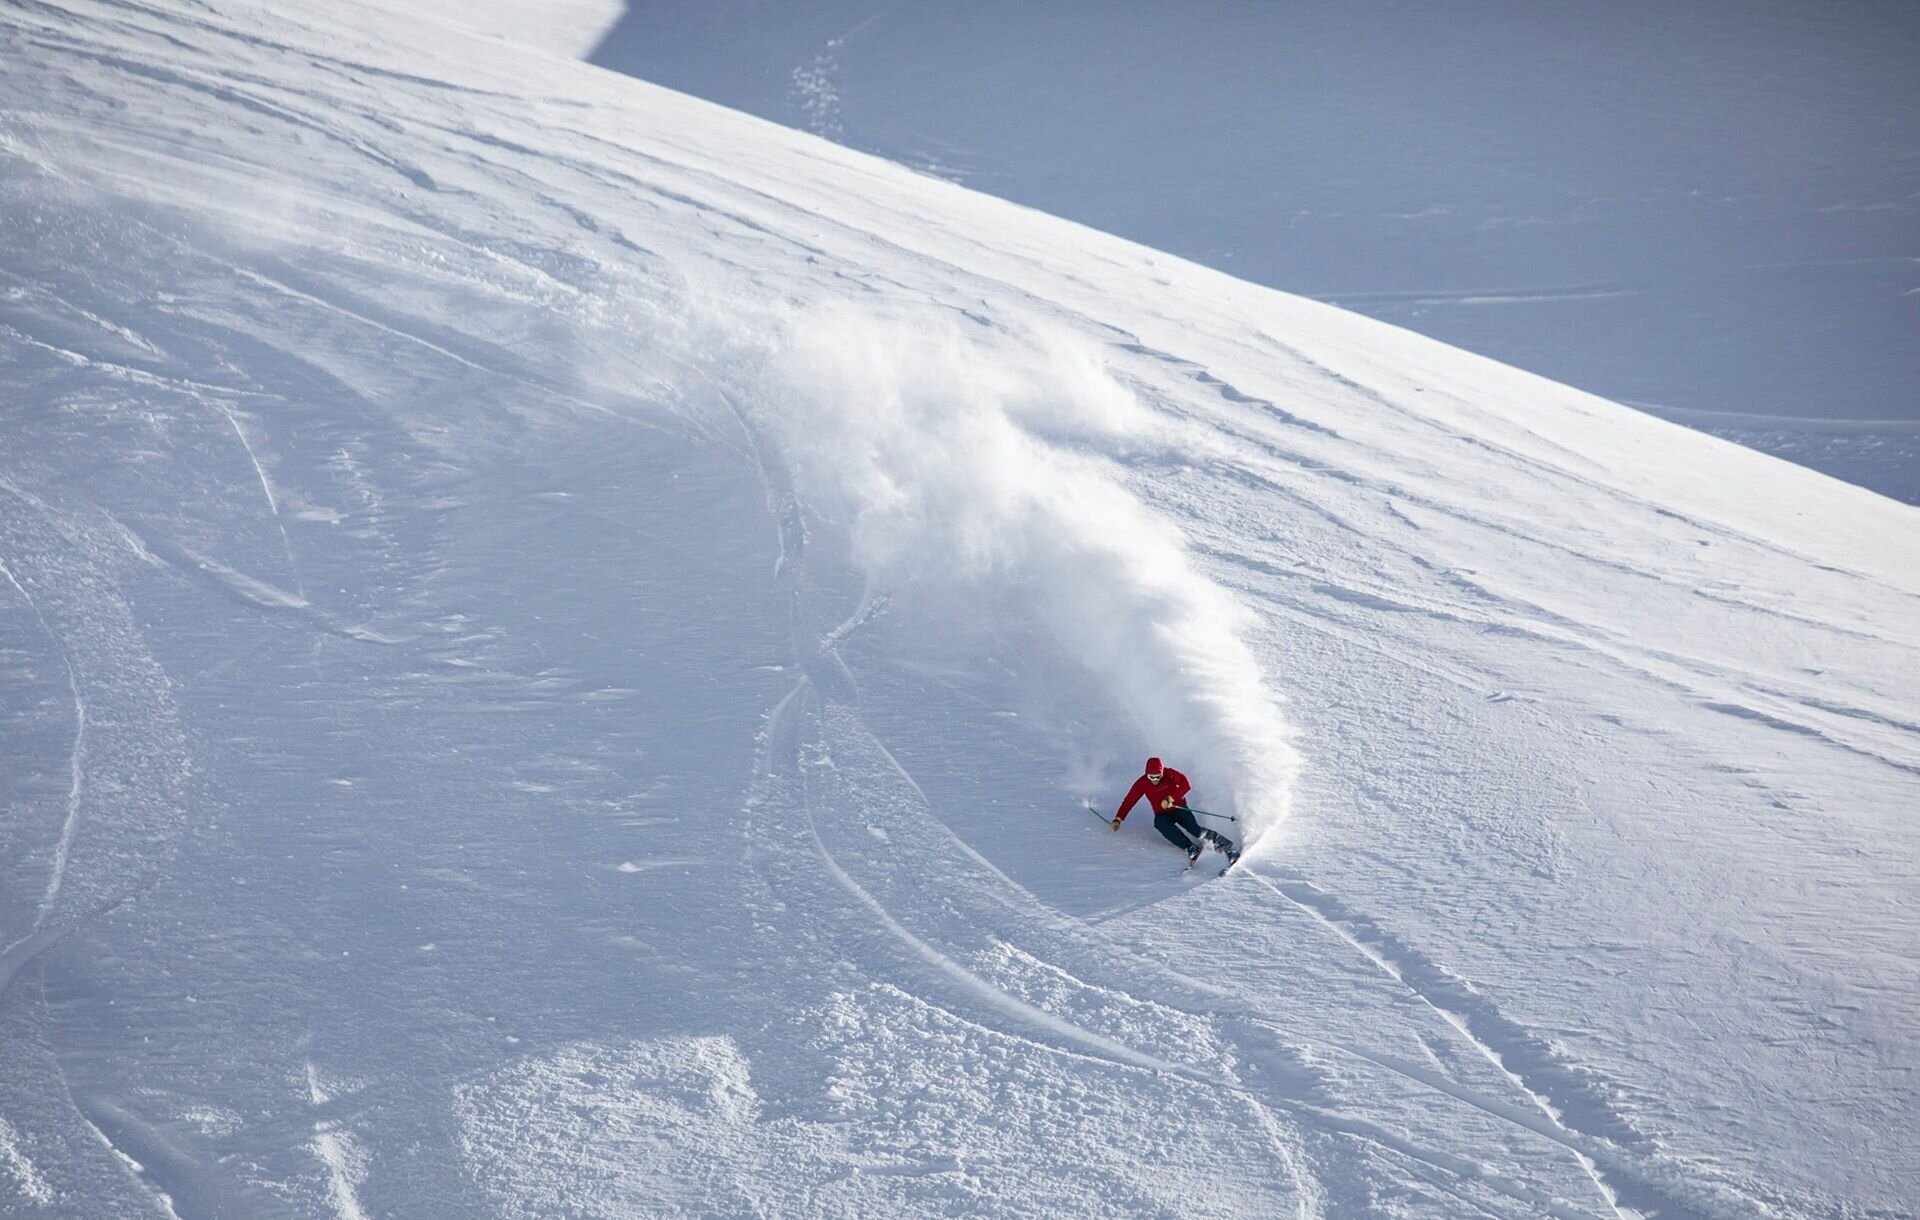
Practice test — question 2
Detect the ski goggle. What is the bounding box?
[1146,773,1163,782]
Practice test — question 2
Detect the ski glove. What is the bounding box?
[1110,817,1123,831]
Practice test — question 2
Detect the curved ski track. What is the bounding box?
[720,386,1768,1220]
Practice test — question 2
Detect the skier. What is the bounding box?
[1109,757,1239,868]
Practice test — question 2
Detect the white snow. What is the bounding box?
[0,1114,56,1206]
[393,0,626,62]
[592,0,1920,503]
[1,1,1915,1217]
[304,1063,371,1220]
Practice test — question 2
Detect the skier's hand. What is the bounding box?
[1110,817,1123,831]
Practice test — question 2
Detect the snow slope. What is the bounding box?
[593,0,1920,503]
[407,0,624,62]
[2,1,1916,1217]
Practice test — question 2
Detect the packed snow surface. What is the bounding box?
[2,1,1916,1217]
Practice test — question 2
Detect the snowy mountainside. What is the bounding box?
[1,1,1916,1218]
[593,0,1920,503]
[405,0,625,61]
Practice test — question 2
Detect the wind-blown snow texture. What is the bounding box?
[594,0,1920,504]
[1,2,1916,1218]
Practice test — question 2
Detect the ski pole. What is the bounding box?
[1185,807,1238,823]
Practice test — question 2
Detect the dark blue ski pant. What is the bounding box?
[1154,807,1231,854]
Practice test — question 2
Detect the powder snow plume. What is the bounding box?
[695,296,1300,847]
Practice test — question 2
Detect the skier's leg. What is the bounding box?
[1169,807,1204,841]
[1172,808,1234,857]
[1152,812,1196,851]
[1167,808,1207,860]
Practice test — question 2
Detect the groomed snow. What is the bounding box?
[1,1,1915,1217]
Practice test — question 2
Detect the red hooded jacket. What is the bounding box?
[1114,760,1192,825]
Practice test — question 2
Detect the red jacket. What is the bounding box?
[1115,767,1192,824]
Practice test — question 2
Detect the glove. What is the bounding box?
[1110,817,1123,831]
[1160,796,1175,810]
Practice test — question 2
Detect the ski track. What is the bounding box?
[69,1093,189,1220]
[0,555,88,930]
[1248,868,1637,1212]
[210,399,306,601]
[1125,325,1919,783]
[216,261,683,435]
[0,483,197,1216]
[1239,868,1781,1220]
[0,928,72,1028]
[121,523,405,646]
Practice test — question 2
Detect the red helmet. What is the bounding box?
[1144,757,1163,776]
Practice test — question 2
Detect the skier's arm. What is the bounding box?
[1166,770,1192,808]
[1111,778,1149,828]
